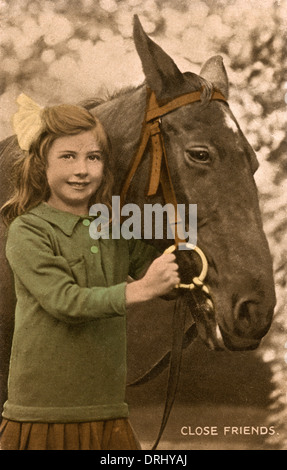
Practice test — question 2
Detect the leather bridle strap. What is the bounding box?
[146,88,226,122]
[120,87,226,244]
[148,118,185,244]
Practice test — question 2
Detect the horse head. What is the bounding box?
[108,16,276,352]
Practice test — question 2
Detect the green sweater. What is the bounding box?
[3,203,158,423]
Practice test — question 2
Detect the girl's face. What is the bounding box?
[46,130,104,215]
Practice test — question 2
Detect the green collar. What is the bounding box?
[29,203,92,236]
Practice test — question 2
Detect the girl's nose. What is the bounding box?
[74,160,88,176]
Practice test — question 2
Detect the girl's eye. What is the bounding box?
[186,149,211,164]
[89,153,103,161]
[60,154,74,160]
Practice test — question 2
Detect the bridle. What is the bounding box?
[121,86,228,449]
[120,86,227,293]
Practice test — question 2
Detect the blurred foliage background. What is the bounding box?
[0,0,286,449]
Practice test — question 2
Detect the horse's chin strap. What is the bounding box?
[121,86,227,450]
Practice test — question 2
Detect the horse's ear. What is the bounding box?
[200,55,229,99]
[133,15,185,100]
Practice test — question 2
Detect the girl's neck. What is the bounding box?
[46,198,89,217]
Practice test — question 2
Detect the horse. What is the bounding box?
[0,16,276,446]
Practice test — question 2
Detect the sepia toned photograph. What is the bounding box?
[0,0,286,452]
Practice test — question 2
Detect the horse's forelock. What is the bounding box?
[183,72,215,104]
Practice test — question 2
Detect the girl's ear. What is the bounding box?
[133,15,185,101]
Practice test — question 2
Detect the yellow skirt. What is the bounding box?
[0,418,141,450]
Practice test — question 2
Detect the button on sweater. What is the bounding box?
[3,203,158,423]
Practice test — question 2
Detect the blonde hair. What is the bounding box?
[1,104,114,225]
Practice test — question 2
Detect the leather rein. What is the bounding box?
[121,87,227,449]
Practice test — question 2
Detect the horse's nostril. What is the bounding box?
[237,302,251,329]
[235,300,258,333]
[232,298,274,341]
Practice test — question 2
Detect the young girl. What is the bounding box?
[0,94,180,450]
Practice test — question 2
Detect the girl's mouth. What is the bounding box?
[67,181,90,189]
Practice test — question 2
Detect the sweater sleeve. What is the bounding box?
[6,218,127,324]
[128,238,161,280]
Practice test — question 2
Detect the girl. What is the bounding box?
[0,94,180,450]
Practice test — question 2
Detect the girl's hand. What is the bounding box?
[125,254,180,305]
[141,253,180,298]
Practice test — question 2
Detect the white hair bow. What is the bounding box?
[13,93,44,151]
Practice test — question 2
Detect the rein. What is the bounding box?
[121,87,227,449]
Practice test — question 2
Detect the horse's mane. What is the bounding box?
[79,84,144,111]
[79,74,214,112]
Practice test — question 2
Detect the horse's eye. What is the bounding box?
[186,149,210,163]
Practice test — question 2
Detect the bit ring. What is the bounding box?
[164,243,208,290]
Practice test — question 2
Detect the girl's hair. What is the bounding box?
[1,104,114,225]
